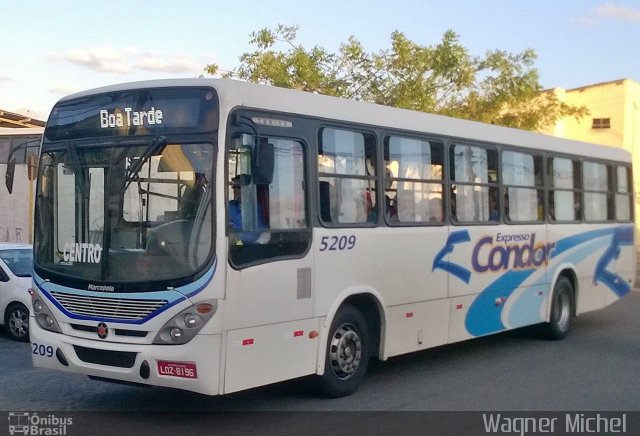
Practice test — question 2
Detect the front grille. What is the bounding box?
[71,324,148,338]
[50,291,168,320]
[73,345,137,368]
[115,329,148,338]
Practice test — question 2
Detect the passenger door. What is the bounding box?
[223,132,316,393]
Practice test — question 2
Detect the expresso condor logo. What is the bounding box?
[472,233,555,273]
[97,323,109,339]
[433,231,556,283]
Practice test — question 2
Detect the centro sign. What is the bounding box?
[63,242,102,263]
[99,107,164,128]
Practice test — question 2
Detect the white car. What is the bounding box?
[0,243,32,342]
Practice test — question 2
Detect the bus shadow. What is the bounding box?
[76,325,552,411]
[70,296,638,412]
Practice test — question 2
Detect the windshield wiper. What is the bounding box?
[122,135,166,193]
[66,142,87,194]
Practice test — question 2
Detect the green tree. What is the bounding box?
[205,25,586,131]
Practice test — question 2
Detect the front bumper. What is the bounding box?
[30,318,222,395]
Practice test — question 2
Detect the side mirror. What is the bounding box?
[253,139,274,185]
[5,157,16,194]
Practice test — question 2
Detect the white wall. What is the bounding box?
[0,163,33,243]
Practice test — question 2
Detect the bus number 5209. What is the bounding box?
[319,235,356,252]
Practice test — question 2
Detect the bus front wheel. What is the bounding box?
[541,276,574,340]
[315,304,370,398]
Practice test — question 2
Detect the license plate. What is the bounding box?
[157,360,198,379]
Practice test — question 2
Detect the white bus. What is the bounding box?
[29,79,635,397]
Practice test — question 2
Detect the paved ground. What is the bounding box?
[1,291,639,412]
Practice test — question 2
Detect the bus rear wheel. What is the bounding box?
[541,276,574,340]
[315,304,369,398]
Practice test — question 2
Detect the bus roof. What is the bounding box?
[56,78,631,163]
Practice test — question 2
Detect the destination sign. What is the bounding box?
[99,107,164,129]
[44,87,219,142]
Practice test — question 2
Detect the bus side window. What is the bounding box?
[228,133,310,268]
[385,135,444,224]
[450,144,498,223]
[317,127,377,225]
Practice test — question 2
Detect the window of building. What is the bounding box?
[592,118,611,129]
[450,144,499,223]
[383,135,444,224]
[502,150,544,222]
[318,127,377,225]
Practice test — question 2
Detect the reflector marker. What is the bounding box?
[232,338,255,347]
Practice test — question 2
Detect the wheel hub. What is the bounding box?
[9,310,28,337]
[329,325,362,379]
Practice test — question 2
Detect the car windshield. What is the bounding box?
[0,249,33,277]
[34,140,215,289]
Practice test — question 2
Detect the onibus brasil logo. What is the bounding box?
[8,412,73,435]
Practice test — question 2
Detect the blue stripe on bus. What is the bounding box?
[466,225,633,337]
[32,273,184,301]
[32,260,217,324]
[432,230,472,284]
[180,259,217,298]
[593,226,634,297]
[34,280,187,325]
[507,237,610,329]
[551,228,613,258]
[465,269,535,336]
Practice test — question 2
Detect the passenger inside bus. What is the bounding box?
[384,194,397,222]
[489,191,499,221]
[229,176,266,230]
[229,176,244,230]
[229,176,268,243]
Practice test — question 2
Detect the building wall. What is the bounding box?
[0,163,33,244]
[0,127,42,244]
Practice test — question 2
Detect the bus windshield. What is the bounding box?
[34,139,214,289]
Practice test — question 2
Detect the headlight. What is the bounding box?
[153,300,217,345]
[184,313,199,328]
[30,288,62,334]
[33,299,44,313]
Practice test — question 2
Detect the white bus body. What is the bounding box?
[29,79,635,396]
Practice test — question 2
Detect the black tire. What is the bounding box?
[541,276,574,340]
[5,303,30,342]
[315,304,370,398]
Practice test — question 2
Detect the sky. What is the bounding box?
[2,0,640,121]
